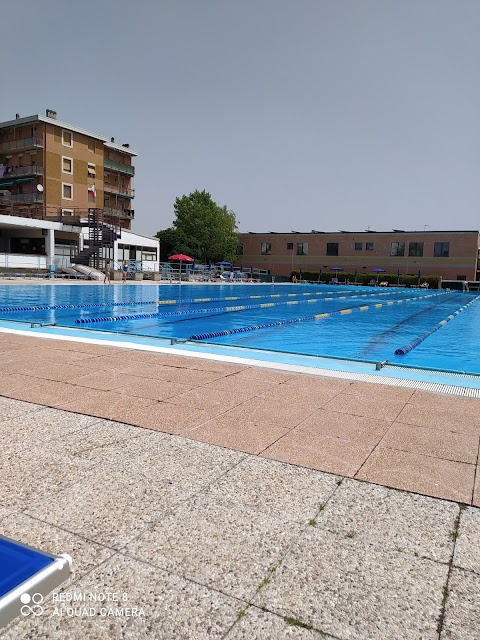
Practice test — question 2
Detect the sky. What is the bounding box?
[2,0,479,237]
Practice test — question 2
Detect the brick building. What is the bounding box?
[240,230,480,281]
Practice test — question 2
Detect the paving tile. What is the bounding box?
[453,507,480,574]
[408,390,480,417]
[378,422,479,464]
[296,408,391,445]
[356,447,475,503]
[210,456,338,523]
[322,393,407,422]
[280,375,349,396]
[201,376,278,396]
[25,467,187,549]
[226,367,293,384]
[0,444,96,511]
[54,391,157,421]
[254,528,448,640]
[0,511,114,588]
[261,429,374,477]
[320,478,458,562]
[69,429,246,490]
[220,396,319,430]
[227,606,328,639]
[167,386,256,411]
[1,554,243,640]
[396,404,480,437]
[185,414,290,454]
[4,377,101,408]
[255,388,335,410]
[124,493,302,601]
[72,369,133,391]
[344,380,415,401]
[115,376,194,400]
[122,401,220,433]
[441,567,480,639]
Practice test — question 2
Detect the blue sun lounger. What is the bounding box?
[0,535,71,628]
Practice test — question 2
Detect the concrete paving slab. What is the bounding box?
[0,395,43,419]
[209,456,339,523]
[25,466,189,549]
[320,478,458,562]
[124,493,302,601]
[0,444,97,511]
[396,404,480,437]
[226,606,329,639]
[1,554,243,640]
[442,568,480,640]
[322,393,407,422]
[0,511,114,589]
[453,506,480,574]
[254,528,448,640]
[296,408,391,445]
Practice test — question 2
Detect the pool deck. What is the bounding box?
[1,331,479,638]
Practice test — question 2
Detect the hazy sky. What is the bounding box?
[2,0,479,237]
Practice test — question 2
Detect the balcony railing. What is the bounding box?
[0,165,43,179]
[104,159,135,176]
[0,137,44,153]
[103,183,135,197]
[104,207,135,219]
[0,193,44,203]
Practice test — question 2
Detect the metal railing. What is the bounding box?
[103,183,135,197]
[104,159,135,176]
[104,207,135,219]
[0,193,44,203]
[0,165,43,179]
[0,137,44,153]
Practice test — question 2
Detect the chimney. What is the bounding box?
[15,113,20,119]
[111,137,115,143]
[46,109,57,120]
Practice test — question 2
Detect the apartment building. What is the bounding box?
[0,110,158,270]
[240,230,480,281]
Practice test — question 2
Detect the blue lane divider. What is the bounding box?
[189,291,449,341]
[394,296,480,355]
[73,289,422,325]
[0,286,411,314]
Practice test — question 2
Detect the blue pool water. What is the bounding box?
[0,283,479,375]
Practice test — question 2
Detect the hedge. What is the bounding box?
[290,270,441,288]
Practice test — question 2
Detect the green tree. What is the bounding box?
[157,190,239,264]
[155,228,192,262]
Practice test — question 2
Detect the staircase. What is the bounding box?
[71,208,121,268]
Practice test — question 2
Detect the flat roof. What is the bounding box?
[242,230,479,235]
[0,115,138,157]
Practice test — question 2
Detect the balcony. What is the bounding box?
[103,159,135,176]
[0,193,44,203]
[0,137,44,154]
[104,207,135,220]
[0,165,43,180]
[103,183,135,199]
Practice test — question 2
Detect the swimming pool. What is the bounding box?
[0,283,479,377]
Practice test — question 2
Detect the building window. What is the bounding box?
[297,242,308,256]
[62,156,73,174]
[287,242,293,250]
[261,242,271,255]
[61,208,74,216]
[355,242,362,251]
[326,243,338,256]
[141,251,156,261]
[434,242,450,257]
[408,242,424,257]
[62,130,73,147]
[62,183,73,200]
[87,163,96,178]
[366,242,374,250]
[390,242,405,257]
